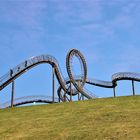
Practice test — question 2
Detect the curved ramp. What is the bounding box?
[0,55,67,93]
[0,96,59,109]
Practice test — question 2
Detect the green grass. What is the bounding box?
[0,95,140,140]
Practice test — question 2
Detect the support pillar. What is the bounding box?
[82,94,84,100]
[52,67,55,102]
[132,80,135,96]
[78,93,80,101]
[70,80,72,102]
[113,87,116,97]
[11,80,14,108]
[64,92,66,102]
[59,96,61,102]
[77,81,80,101]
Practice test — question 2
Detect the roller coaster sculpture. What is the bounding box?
[0,49,140,108]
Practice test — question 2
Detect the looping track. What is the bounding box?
[0,49,140,104]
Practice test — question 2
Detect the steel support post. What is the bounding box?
[11,80,14,108]
[132,80,135,96]
[64,92,66,102]
[52,67,55,102]
[113,87,116,97]
[78,93,80,101]
[58,95,61,102]
[82,94,84,100]
[77,81,80,101]
[70,79,72,102]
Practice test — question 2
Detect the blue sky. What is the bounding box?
[0,0,140,103]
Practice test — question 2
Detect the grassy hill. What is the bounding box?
[0,95,140,140]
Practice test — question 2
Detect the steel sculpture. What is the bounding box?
[0,49,140,108]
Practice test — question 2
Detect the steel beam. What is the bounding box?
[64,92,66,102]
[11,80,14,108]
[70,79,72,101]
[82,94,84,100]
[132,80,135,96]
[52,67,55,102]
[113,87,116,97]
[78,92,80,101]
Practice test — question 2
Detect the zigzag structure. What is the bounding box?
[0,49,140,108]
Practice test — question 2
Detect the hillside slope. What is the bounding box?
[0,96,140,140]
